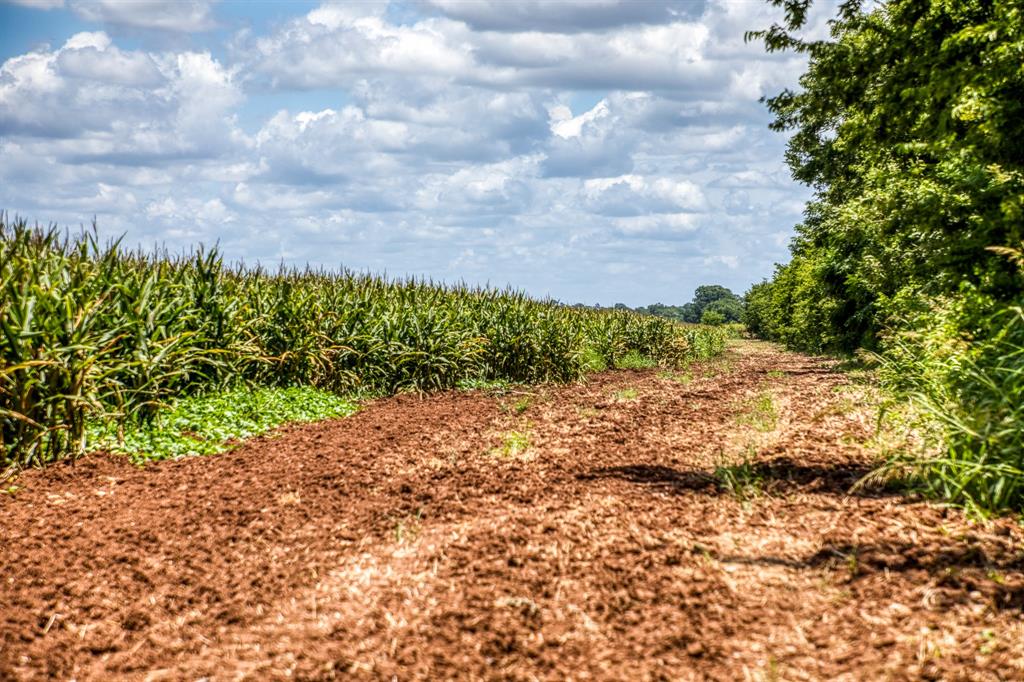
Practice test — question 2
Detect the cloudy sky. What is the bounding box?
[0,0,831,306]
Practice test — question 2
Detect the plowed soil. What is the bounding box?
[2,341,1022,680]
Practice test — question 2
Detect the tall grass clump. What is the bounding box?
[876,246,1024,514]
[1,216,725,468]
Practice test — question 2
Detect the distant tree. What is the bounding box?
[683,285,744,323]
[705,297,744,323]
[625,286,744,324]
[692,285,735,310]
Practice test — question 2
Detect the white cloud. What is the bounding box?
[422,0,701,33]
[56,42,163,86]
[69,0,217,32]
[245,1,776,93]
[614,213,700,237]
[0,32,242,162]
[704,254,739,269]
[146,195,233,225]
[5,0,65,8]
[62,31,110,50]
[306,2,389,29]
[582,174,706,215]
[549,99,610,139]
[250,12,472,89]
[0,0,827,305]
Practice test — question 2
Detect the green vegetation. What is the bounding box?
[87,386,357,462]
[713,451,765,502]
[613,388,639,401]
[497,392,534,415]
[625,285,746,325]
[493,430,531,458]
[659,369,693,385]
[0,216,727,469]
[735,391,779,433]
[614,350,659,370]
[747,0,1024,512]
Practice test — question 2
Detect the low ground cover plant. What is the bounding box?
[87,386,358,462]
[0,216,725,468]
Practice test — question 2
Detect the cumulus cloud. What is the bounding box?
[6,0,65,9]
[247,6,730,93]
[421,0,702,33]
[248,11,472,89]
[613,213,700,239]
[0,0,828,305]
[55,36,164,87]
[582,175,706,216]
[68,0,217,32]
[0,31,243,162]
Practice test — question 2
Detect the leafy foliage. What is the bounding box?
[0,216,726,468]
[630,285,745,325]
[614,350,659,370]
[87,386,358,462]
[875,249,1024,514]
[747,0,1024,353]
[747,0,1024,511]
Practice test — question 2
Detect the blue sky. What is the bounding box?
[0,0,832,306]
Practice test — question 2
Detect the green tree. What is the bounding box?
[684,285,744,323]
[748,0,1024,352]
[748,0,1024,511]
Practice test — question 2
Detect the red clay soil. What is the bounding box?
[1,341,1022,680]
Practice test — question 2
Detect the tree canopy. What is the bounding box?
[746,0,1024,512]
[746,0,1024,352]
[632,285,744,324]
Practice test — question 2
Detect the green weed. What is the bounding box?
[713,453,764,501]
[458,377,518,394]
[979,629,998,655]
[615,350,658,370]
[87,386,358,462]
[659,369,692,385]
[498,393,533,415]
[580,348,608,373]
[493,430,531,458]
[736,391,778,432]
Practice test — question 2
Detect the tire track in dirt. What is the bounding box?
[1,341,1022,680]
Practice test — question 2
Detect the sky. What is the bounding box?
[0,0,834,306]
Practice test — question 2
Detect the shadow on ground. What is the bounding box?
[708,543,1024,611]
[579,457,888,497]
[581,461,1024,613]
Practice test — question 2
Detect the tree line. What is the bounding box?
[745,0,1024,512]
[572,285,745,326]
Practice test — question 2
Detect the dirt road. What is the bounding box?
[2,341,1022,680]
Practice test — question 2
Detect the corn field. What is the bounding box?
[0,217,725,468]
